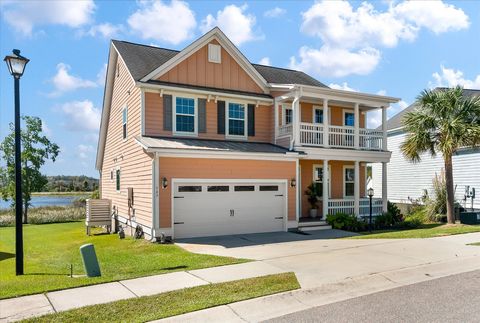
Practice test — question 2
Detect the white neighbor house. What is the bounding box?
[372,88,480,210]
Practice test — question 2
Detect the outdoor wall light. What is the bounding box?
[290,178,296,188]
[161,177,168,189]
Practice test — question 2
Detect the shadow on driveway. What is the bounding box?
[176,229,358,248]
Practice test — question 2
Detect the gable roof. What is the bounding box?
[251,64,327,88]
[386,88,480,132]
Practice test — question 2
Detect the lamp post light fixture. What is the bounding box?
[4,49,29,276]
[367,187,374,233]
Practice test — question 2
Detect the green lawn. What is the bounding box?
[0,222,247,299]
[25,273,299,323]
[348,223,480,239]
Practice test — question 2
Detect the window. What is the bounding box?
[208,44,221,63]
[116,169,121,191]
[344,167,355,197]
[282,105,292,125]
[178,186,202,192]
[259,185,278,191]
[314,108,323,124]
[227,102,245,136]
[175,97,195,133]
[313,165,330,197]
[344,112,355,127]
[234,185,255,192]
[207,186,229,192]
[122,107,128,139]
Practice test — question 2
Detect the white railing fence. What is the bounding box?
[328,125,355,148]
[277,123,293,137]
[299,122,324,146]
[359,129,384,150]
[327,198,383,217]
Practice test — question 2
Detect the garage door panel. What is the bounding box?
[173,181,286,239]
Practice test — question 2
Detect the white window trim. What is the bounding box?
[312,106,324,124]
[122,106,128,141]
[343,109,355,127]
[173,94,198,137]
[343,165,355,199]
[313,164,331,198]
[282,103,292,126]
[115,167,121,193]
[225,100,248,140]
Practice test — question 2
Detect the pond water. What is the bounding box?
[0,195,86,209]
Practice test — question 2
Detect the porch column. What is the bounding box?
[323,159,329,218]
[382,106,388,151]
[354,103,360,149]
[293,94,301,147]
[354,160,360,217]
[323,99,329,147]
[274,98,279,142]
[382,162,388,213]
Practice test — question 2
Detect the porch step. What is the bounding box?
[298,220,332,231]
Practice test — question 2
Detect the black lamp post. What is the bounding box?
[4,49,29,276]
[367,187,374,233]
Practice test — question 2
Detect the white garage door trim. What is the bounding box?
[171,178,288,238]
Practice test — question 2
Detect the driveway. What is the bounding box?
[177,230,480,289]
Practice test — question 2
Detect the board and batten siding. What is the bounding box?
[372,131,480,209]
[100,57,154,230]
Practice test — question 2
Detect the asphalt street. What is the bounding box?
[267,269,480,323]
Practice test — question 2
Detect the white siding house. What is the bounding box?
[372,88,480,209]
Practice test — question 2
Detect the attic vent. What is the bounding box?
[208,44,221,63]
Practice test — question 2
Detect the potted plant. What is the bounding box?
[305,183,319,218]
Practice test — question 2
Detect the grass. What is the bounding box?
[467,242,480,246]
[348,223,480,239]
[0,222,247,299]
[0,206,86,226]
[24,273,300,323]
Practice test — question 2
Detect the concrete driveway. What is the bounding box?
[177,230,480,289]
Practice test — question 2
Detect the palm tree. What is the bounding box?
[401,86,480,223]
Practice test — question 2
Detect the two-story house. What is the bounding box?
[96,27,400,239]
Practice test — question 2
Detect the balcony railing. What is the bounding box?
[278,123,293,137]
[328,198,383,217]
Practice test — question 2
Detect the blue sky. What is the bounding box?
[1,0,479,178]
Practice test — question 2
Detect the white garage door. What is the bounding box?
[173,181,286,239]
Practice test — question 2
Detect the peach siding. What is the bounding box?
[158,157,296,228]
[144,92,274,142]
[158,40,263,94]
[100,57,153,228]
[300,160,366,217]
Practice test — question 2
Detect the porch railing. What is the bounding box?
[328,125,355,148]
[278,123,293,137]
[300,122,324,146]
[328,198,383,217]
[359,128,384,150]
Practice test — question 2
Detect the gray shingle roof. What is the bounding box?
[385,88,480,131]
[112,40,326,87]
[136,136,295,154]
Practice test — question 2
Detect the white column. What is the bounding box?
[354,161,360,217]
[296,159,300,223]
[323,99,329,147]
[293,94,301,147]
[354,103,360,149]
[323,159,329,218]
[274,98,279,142]
[382,162,388,213]
[382,106,388,151]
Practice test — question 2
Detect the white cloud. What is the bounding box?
[96,64,108,86]
[290,46,380,78]
[376,89,387,96]
[2,0,95,36]
[264,7,286,18]
[200,4,262,46]
[128,0,196,45]
[291,1,469,78]
[430,65,480,89]
[258,57,271,66]
[60,100,101,132]
[329,82,358,92]
[49,63,97,96]
[85,23,123,38]
[42,120,52,136]
[77,144,95,160]
[367,100,409,128]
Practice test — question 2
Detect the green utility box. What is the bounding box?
[80,243,101,277]
[459,211,480,225]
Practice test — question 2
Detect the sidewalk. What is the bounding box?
[0,261,286,322]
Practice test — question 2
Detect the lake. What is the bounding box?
[0,195,86,209]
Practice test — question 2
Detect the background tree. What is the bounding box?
[0,116,59,223]
[401,86,480,223]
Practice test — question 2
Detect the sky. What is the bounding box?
[1,0,479,178]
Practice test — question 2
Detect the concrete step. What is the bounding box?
[299,225,332,232]
[298,220,328,227]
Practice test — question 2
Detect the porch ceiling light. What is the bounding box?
[161,177,168,189]
[367,187,374,197]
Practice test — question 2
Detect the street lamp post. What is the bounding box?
[367,187,374,233]
[4,49,29,276]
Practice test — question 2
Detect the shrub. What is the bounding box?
[91,189,100,199]
[424,171,447,222]
[400,208,427,229]
[326,212,366,232]
[387,201,403,222]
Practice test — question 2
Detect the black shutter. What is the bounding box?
[163,94,172,131]
[248,104,255,137]
[198,98,207,133]
[217,100,225,134]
